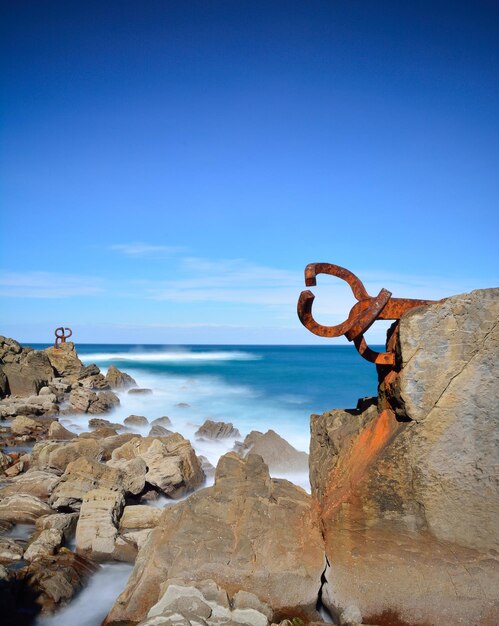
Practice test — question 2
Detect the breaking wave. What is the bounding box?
[81,349,261,363]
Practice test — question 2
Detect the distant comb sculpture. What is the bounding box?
[297,263,437,365]
[54,326,72,349]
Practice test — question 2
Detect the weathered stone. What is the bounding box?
[45,343,84,380]
[109,434,204,498]
[105,365,137,389]
[88,417,123,430]
[124,414,149,427]
[310,288,499,626]
[0,450,12,472]
[0,537,24,564]
[120,505,163,531]
[50,456,146,510]
[69,386,120,414]
[75,488,125,561]
[1,349,54,397]
[128,388,153,395]
[106,453,325,624]
[151,416,172,427]
[24,528,63,561]
[36,512,79,539]
[244,429,309,474]
[0,493,52,523]
[31,437,104,473]
[195,419,241,440]
[47,420,76,440]
[14,548,99,614]
[0,469,61,500]
[11,414,48,436]
[148,424,172,437]
[135,581,269,626]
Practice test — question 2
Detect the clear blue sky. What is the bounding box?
[1,1,498,344]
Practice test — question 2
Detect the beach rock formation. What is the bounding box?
[310,288,499,626]
[105,453,325,625]
[69,387,120,414]
[105,364,137,389]
[109,433,205,498]
[45,342,84,381]
[0,337,54,397]
[238,429,309,474]
[195,419,241,440]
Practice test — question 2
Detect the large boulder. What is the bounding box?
[105,453,325,625]
[75,488,125,561]
[241,429,309,474]
[45,342,83,380]
[310,288,499,626]
[69,387,120,414]
[1,348,54,397]
[109,433,205,498]
[0,470,61,501]
[105,365,137,389]
[50,456,146,510]
[0,494,52,523]
[31,437,104,473]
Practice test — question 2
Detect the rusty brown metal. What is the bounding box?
[297,263,437,364]
[54,327,72,349]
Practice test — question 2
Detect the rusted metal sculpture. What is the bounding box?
[297,263,436,366]
[54,327,72,349]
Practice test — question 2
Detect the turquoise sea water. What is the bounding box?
[34,343,380,454]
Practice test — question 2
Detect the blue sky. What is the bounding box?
[1,1,498,344]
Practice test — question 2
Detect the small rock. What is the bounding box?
[0,537,24,564]
[148,424,172,437]
[151,416,172,427]
[195,419,240,440]
[47,421,76,440]
[105,365,137,390]
[24,528,63,561]
[128,388,153,395]
[124,415,149,427]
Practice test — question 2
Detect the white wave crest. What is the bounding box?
[81,350,261,363]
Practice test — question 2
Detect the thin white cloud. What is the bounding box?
[0,272,104,298]
[110,243,186,257]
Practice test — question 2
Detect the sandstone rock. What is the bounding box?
[128,387,153,395]
[245,430,309,474]
[151,416,172,427]
[47,420,76,440]
[69,387,120,414]
[31,437,104,473]
[105,365,137,389]
[36,512,78,539]
[45,342,84,380]
[310,288,499,626]
[0,493,52,523]
[11,414,48,436]
[136,581,269,626]
[80,426,119,438]
[75,488,125,561]
[88,417,123,430]
[148,424,172,437]
[0,450,12,472]
[50,456,146,510]
[120,505,163,531]
[198,455,216,479]
[106,453,325,624]
[195,419,241,440]
[14,547,99,613]
[24,528,63,561]
[109,434,204,498]
[0,469,61,500]
[124,414,149,427]
[0,537,24,564]
[1,348,54,397]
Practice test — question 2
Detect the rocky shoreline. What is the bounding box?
[0,287,498,626]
